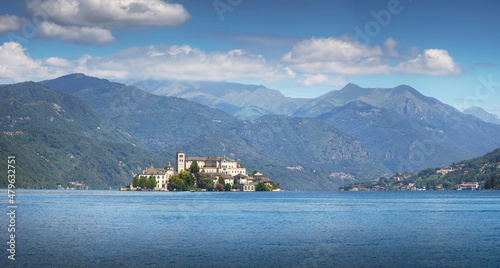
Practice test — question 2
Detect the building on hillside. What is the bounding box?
[436,167,457,175]
[234,173,256,191]
[253,172,274,186]
[135,162,176,190]
[456,182,479,190]
[177,151,247,176]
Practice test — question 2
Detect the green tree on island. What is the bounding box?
[179,170,195,187]
[190,160,200,174]
[148,175,157,188]
[215,177,225,191]
[168,175,187,191]
[132,175,139,188]
[139,176,149,188]
[197,177,214,191]
[224,183,231,191]
[256,182,269,191]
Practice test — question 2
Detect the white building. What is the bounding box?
[177,151,247,176]
[136,163,176,190]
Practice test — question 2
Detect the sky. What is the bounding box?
[0,0,499,115]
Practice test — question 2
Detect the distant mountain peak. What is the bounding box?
[464,106,500,125]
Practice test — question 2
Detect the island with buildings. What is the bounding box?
[123,151,280,192]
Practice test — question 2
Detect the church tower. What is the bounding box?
[176,151,185,172]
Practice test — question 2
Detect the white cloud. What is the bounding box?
[384,37,399,57]
[0,15,22,33]
[283,37,383,63]
[283,37,390,75]
[38,21,115,46]
[395,49,462,75]
[0,42,65,82]
[0,42,294,83]
[95,45,295,82]
[284,36,461,76]
[45,57,72,67]
[26,0,191,27]
[298,74,346,87]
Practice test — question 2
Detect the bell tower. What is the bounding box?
[176,151,185,172]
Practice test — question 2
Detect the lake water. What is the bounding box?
[1,190,499,267]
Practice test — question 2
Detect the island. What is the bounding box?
[122,151,280,192]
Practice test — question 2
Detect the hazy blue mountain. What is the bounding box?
[132,80,309,120]
[43,74,240,149]
[296,83,500,171]
[41,74,388,190]
[0,82,169,189]
[0,82,136,144]
[166,115,389,191]
[294,83,443,118]
[318,101,467,171]
[463,106,500,125]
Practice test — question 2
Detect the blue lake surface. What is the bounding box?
[1,190,500,267]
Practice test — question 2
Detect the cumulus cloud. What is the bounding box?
[298,74,346,87]
[0,0,191,45]
[0,42,66,82]
[283,37,390,75]
[26,0,191,27]
[38,21,115,46]
[383,37,399,57]
[85,45,295,82]
[0,15,22,33]
[395,49,462,75]
[284,36,461,76]
[0,42,294,83]
[45,57,72,67]
[283,37,383,64]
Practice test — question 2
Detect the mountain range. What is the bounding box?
[132,80,308,120]
[463,106,500,125]
[1,73,499,190]
[134,80,500,172]
[20,73,386,190]
[299,83,500,172]
[0,82,169,189]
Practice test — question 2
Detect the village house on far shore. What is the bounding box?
[127,151,276,191]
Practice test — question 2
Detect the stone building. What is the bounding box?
[177,151,247,176]
[136,162,176,190]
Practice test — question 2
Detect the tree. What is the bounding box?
[255,182,269,191]
[168,175,186,191]
[139,176,148,188]
[190,160,200,174]
[132,175,139,188]
[215,183,224,191]
[179,170,195,187]
[485,178,491,189]
[148,176,157,188]
[218,177,225,185]
[198,177,214,191]
[224,183,232,191]
[252,170,258,176]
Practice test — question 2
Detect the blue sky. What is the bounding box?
[0,0,499,115]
